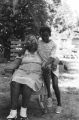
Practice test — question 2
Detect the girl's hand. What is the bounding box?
[42,62,46,68]
[42,62,51,70]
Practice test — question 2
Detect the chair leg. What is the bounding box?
[37,94,47,113]
[38,95,45,109]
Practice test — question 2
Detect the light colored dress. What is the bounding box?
[38,39,59,77]
[12,50,43,92]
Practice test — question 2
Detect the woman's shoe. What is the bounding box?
[56,106,62,114]
[7,116,17,120]
[20,116,29,120]
[7,110,17,120]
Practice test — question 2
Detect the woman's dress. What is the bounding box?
[12,50,43,92]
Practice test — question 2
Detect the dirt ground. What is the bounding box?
[0,64,79,120]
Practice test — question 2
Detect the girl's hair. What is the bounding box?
[25,34,38,53]
[39,26,51,36]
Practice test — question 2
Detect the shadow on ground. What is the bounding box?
[0,64,79,120]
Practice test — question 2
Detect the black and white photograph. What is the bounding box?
[0,0,79,120]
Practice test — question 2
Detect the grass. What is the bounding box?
[0,63,79,120]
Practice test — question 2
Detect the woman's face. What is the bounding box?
[25,35,38,53]
[41,31,50,43]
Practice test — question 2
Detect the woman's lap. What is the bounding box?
[12,69,43,92]
[11,81,33,94]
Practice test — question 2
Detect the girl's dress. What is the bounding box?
[38,39,59,77]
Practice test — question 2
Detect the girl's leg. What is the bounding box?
[42,67,53,108]
[42,67,51,98]
[51,72,61,106]
[51,72,62,113]
[20,85,33,118]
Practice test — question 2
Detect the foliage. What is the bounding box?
[0,0,49,42]
[14,0,48,29]
[48,1,76,33]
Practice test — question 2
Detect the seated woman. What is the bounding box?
[7,35,43,120]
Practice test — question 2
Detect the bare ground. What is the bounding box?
[0,64,79,120]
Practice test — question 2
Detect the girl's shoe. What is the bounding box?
[20,116,29,120]
[56,106,62,114]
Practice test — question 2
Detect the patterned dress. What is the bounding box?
[12,50,43,92]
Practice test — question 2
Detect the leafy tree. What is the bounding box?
[12,0,49,32]
[0,0,49,40]
[0,0,50,60]
[48,1,76,33]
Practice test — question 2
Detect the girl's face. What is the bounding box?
[41,31,50,43]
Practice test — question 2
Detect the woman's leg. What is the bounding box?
[7,81,21,119]
[20,84,33,118]
[51,72,61,106]
[22,84,33,107]
[11,81,21,109]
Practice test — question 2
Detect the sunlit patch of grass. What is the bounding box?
[61,114,79,120]
[75,98,79,102]
[66,87,79,95]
